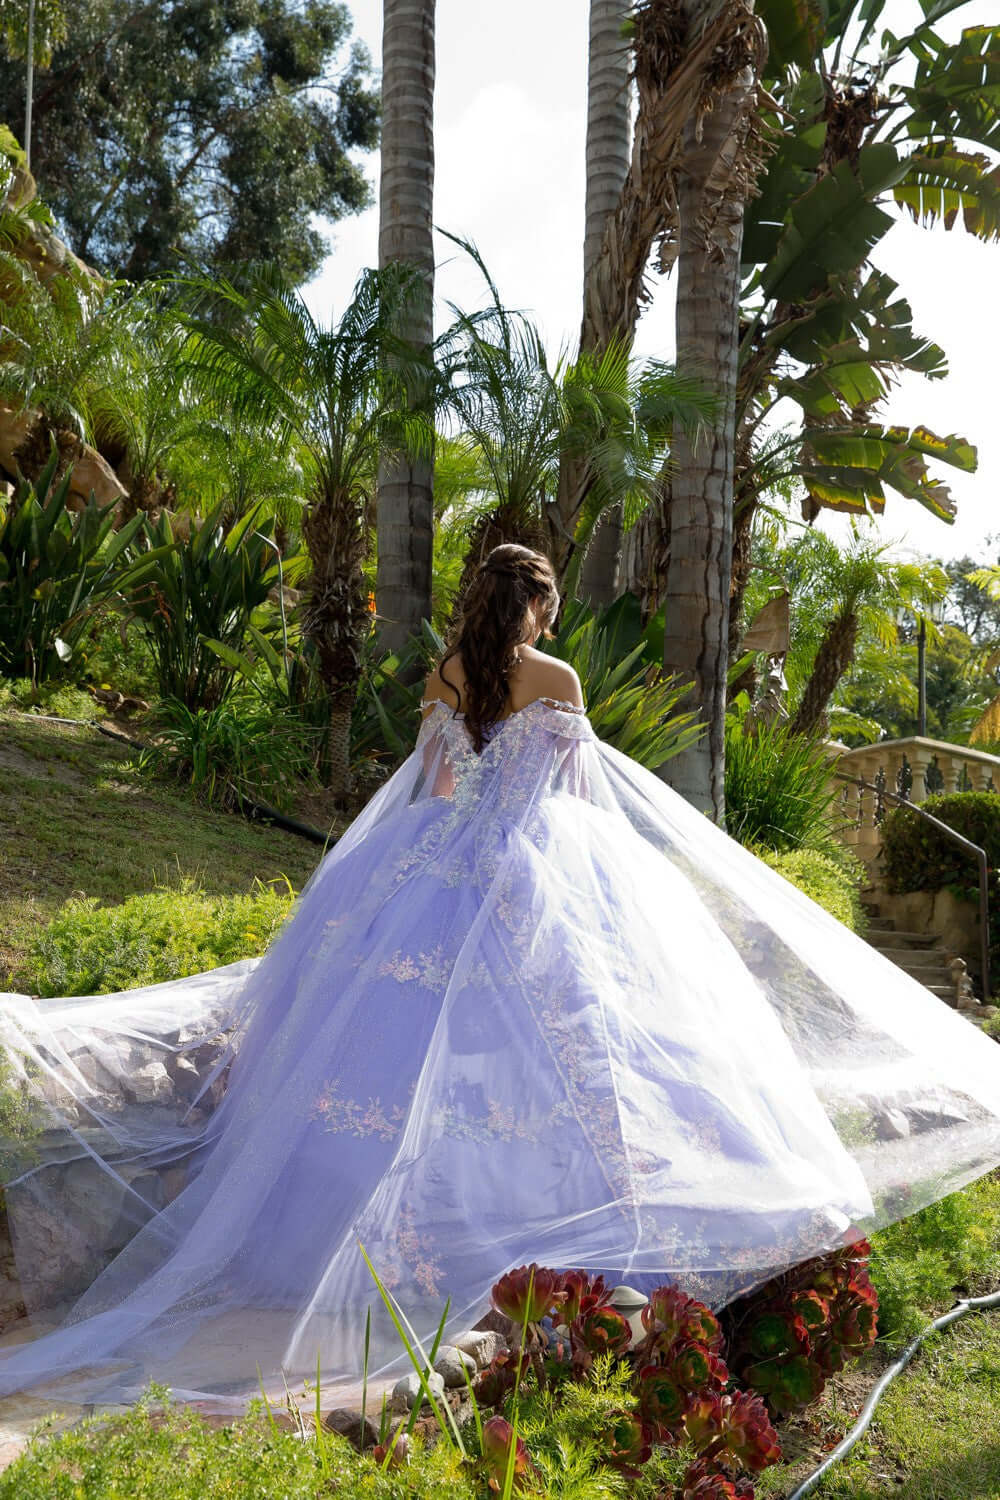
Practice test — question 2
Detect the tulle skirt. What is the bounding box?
[0,702,997,1407]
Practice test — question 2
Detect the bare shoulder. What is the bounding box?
[421,657,463,716]
[514,649,584,710]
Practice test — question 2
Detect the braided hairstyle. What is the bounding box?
[440,544,560,753]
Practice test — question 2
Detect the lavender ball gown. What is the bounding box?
[1,694,999,1407]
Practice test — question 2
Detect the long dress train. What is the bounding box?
[0,696,998,1407]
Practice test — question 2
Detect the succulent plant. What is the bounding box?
[640,1284,725,1355]
[723,1234,879,1414]
[491,1263,567,1326]
[680,1458,756,1499]
[635,1361,689,1436]
[600,1409,654,1476]
[481,1415,538,1493]
[683,1390,782,1474]
[473,1349,524,1408]
[741,1352,826,1412]
[560,1269,612,1325]
[569,1302,632,1368]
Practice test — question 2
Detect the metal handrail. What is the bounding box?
[832,770,991,1003]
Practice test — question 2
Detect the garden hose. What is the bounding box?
[19,713,333,847]
[786,1287,1000,1499]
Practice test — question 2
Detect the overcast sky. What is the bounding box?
[304,0,1000,569]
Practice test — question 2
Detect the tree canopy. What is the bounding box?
[0,0,379,283]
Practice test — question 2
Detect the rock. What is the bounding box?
[123,1061,173,1105]
[871,1105,911,1141]
[452,1328,506,1369]
[390,1369,445,1413]
[472,1307,516,1341]
[167,1055,204,1102]
[433,1344,475,1388]
[322,1407,378,1450]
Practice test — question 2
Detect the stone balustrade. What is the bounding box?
[823,735,1000,868]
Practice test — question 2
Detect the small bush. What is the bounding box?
[724,715,848,870]
[0,1387,470,1499]
[0,676,100,721]
[757,847,868,934]
[26,879,295,997]
[138,695,321,811]
[867,1173,1000,1347]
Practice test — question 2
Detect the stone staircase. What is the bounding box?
[861,889,998,1031]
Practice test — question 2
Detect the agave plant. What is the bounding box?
[0,444,147,682]
[120,504,297,711]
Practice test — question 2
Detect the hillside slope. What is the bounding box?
[0,714,328,988]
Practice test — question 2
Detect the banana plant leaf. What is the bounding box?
[761,144,909,303]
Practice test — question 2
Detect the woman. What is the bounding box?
[0,542,998,1410]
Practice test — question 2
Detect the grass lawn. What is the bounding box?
[788,1313,1000,1499]
[0,712,329,988]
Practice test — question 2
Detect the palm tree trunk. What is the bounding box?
[302,491,369,799]
[376,0,435,654]
[788,612,858,738]
[659,16,760,822]
[578,0,633,607]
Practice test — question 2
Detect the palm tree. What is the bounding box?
[652,0,765,820]
[376,0,436,653]
[443,246,710,605]
[783,530,949,739]
[577,0,633,606]
[178,263,433,796]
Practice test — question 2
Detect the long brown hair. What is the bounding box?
[440,544,560,752]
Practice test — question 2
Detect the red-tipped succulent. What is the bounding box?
[491,1263,566,1326]
[681,1459,756,1499]
[683,1390,781,1474]
[601,1409,653,1476]
[473,1348,524,1408]
[635,1362,689,1437]
[559,1270,612,1325]
[640,1284,724,1356]
[481,1415,538,1493]
[569,1302,632,1368]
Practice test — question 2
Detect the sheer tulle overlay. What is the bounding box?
[1,697,999,1407]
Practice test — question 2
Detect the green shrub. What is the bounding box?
[724,715,847,866]
[79,604,159,700]
[868,1173,1000,1347]
[26,879,295,997]
[138,695,321,811]
[758,847,868,934]
[881,791,1000,900]
[881,790,1000,994]
[0,1388,471,1500]
[0,676,99,721]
